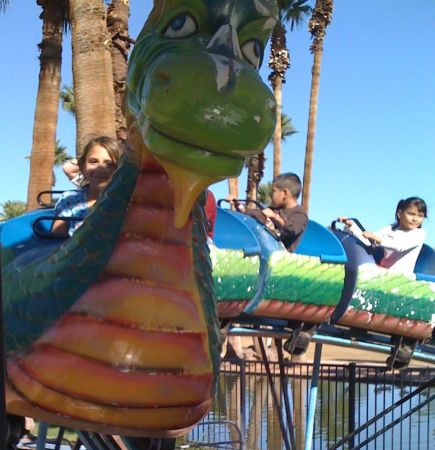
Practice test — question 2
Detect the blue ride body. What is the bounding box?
[213,207,435,334]
[2,205,434,349]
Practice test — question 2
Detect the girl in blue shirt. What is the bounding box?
[52,136,122,237]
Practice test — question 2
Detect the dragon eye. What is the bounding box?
[164,14,197,38]
[241,39,263,69]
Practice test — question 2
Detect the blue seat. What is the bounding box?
[214,207,282,257]
[214,208,347,264]
[295,220,347,264]
[414,244,435,282]
[0,209,61,267]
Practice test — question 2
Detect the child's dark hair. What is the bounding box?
[395,196,427,224]
[273,172,302,198]
[78,136,123,174]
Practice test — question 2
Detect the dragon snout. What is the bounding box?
[207,23,243,62]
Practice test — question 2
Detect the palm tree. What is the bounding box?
[0,201,27,221]
[227,177,239,210]
[246,153,265,207]
[246,113,297,204]
[25,0,69,211]
[301,0,333,213]
[269,0,312,179]
[26,139,71,187]
[107,0,132,142]
[69,0,116,154]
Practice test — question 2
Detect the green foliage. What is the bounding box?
[281,113,297,140]
[32,422,77,443]
[0,200,26,220]
[54,139,71,166]
[278,0,312,30]
[258,182,272,205]
[60,84,75,116]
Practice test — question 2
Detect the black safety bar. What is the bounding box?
[330,217,366,232]
[36,190,72,208]
[33,215,83,239]
[217,198,266,210]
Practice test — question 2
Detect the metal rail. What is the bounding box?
[228,326,435,365]
[328,376,435,449]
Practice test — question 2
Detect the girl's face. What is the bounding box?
[397,205,425,231]
[82,144,117,191]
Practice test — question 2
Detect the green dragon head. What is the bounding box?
[127,0,278,226]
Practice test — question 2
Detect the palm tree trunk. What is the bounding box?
[246,157,258,206]
[302,0,333,214]
[107,0,131,142]
[69,0,116,154]
[273,77,283,179]
[26,0,65,210]
[228,177,239,210]
[301,49,322,213]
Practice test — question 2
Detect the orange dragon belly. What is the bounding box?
[6,158,215,437]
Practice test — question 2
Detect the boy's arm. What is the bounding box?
[225,195,246,213]
[274,209,308,240]
[262,208,285,226]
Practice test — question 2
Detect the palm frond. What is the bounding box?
[60,84,75,116]
[281,113,298,140]
[277,0,313,30]
[0,200,26,221]
[257,182,273,206]
[0,0,11,13]
[54,139,71,166]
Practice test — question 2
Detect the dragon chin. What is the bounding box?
[142,123,246,228]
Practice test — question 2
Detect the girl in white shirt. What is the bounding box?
[339,197,428,275]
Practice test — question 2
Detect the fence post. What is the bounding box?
[348,363,356,449]
[305,342,323,450]
[240,359,246,448]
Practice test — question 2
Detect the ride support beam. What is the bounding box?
[304,342,323,450]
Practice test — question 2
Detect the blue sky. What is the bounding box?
[0,1,434,246]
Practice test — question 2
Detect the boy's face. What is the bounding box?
[271,185,286,208]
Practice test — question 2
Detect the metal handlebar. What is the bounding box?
[33,215,83,239]
[217,198,266,210]
[36,190,70,208]
[330,217,366,232]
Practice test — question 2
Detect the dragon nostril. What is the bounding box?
[156,69,171,82]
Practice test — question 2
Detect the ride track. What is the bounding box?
[1,1,434,449]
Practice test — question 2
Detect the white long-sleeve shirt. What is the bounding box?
[375,225,426,275]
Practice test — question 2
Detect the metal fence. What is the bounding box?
[15,360,434,450]
[181,360,434,450]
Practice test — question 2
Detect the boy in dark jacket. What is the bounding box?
[260,172,308,252]
[229,172,308,252]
